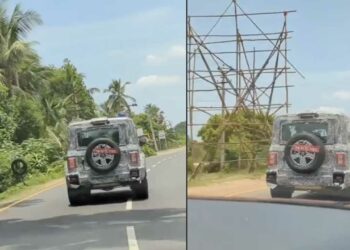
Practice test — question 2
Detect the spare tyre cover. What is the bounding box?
[85,138,121,173]
[284,132,326,174]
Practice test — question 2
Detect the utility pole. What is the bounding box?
[148,115,158,152]
[220,68,227,171]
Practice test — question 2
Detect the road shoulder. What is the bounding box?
[188,176,268,199]
[148,146,185,158]
[0,178,64,210]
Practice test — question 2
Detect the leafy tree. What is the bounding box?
[174,121,186,135]
[13,97,45,143]
[198,110,273,172]
[144,104,166,130]
[0,83,16,143]
[45,59,96,121]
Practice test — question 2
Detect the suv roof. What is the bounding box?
[69,117,133,128]
[275,112,348,120]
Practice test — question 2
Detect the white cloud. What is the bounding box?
[145,54,164,64]
[311,106,345,114]
[136,75,180,87]
[168,45,185,58]
[145,45,185,65]
[333,90,350,100]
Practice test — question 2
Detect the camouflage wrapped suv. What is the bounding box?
[65,115,148,205]
[266,112,350,198]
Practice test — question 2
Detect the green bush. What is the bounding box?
[0,110,16,143]
[0,139,64,193]
[13,98,46,143]
[142,144,156,157]
[21,138,63,173]
[0,146,19,192]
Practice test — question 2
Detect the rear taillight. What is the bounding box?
[67,157,77,172]
[129,151,140,166]
[336,152,347,167]
[268,152,278,168]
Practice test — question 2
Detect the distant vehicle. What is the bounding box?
[266,112,350,198]
[65,115,148,205]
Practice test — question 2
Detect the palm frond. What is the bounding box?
[89,87,100,94]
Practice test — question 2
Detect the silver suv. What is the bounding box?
[65,115,148,205]
[266,112,350,198]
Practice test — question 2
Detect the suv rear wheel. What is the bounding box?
[270,186,293,198]
[131,178,149,199]
[67,187,91,206]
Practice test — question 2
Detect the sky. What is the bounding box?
[6,0,185,126]
[188,0,350,138]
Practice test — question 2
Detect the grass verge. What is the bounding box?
[188,168,266,187]
[0,160,64,204]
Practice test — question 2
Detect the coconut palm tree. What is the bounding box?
[104,79,136,115]
[144,104,165,125]
[88,87,100,95]
[0,3,42,91]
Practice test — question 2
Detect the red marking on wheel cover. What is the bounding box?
[93,148,119,155]
[292,144,320,153]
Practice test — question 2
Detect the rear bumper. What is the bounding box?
[66,166,147,189]
[266,169,350,191]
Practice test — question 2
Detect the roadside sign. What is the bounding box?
[137,128,144,136]
[158,130,166,139]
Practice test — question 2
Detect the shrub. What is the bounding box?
[13,98,46,143]
[21,138,63,173]
[142,144,156,157]
[0,138,64,193]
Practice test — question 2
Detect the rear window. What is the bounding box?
[281,121,329,143]
[77,127,120,147]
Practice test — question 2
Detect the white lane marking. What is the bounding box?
[126,226,139,250]
[65,240,98,247]
[47,224,70,229]
[126,199,132,210]
[108,220,149,225]
[161,212,186,219]
[152,164,156,168]
[162,219,173,223]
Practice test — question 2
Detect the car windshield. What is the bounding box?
[281,121,329,143]
[77,127,121,147]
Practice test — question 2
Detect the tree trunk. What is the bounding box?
[15,72,19,87]
[248,150,257,173]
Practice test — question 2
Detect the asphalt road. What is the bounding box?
[188,199,350,250]
[0,148,186,250]
[231,187,335,199]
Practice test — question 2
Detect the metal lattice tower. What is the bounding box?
[187,0,303,144]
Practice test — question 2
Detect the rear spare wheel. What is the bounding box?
[284,132,325,174]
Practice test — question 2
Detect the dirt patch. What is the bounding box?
[188,178,269,198]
